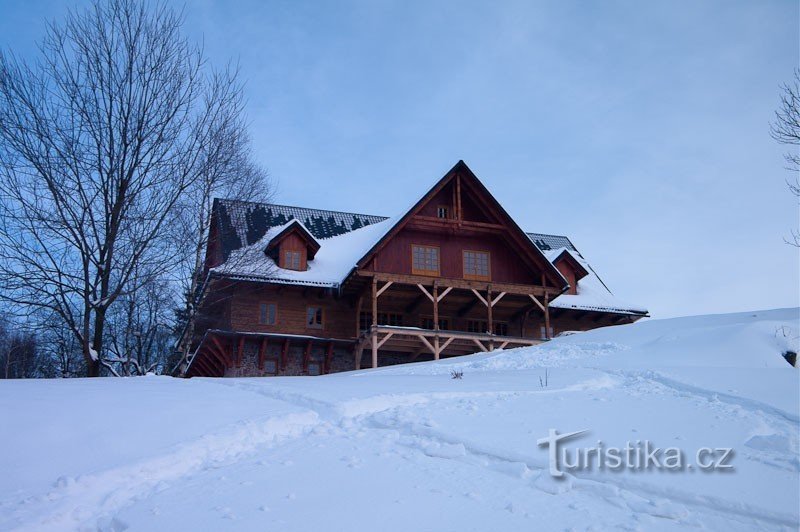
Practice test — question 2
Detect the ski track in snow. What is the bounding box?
[0,411,320,531]
[213,375,798,529]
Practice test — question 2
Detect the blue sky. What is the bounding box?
[1,0,798,318]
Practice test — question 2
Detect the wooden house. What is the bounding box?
[183,161,647,377]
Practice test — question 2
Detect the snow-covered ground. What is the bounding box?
[0,308,798,531]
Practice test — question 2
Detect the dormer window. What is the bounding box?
[437,206,449,219]
[264,219,320,273]
[284,250,302,270]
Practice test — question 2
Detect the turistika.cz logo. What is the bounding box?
[537,429,735,478]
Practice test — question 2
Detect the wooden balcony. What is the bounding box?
[355,324,544,369]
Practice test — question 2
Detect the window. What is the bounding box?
[284,250,302,270]
[437,206,449,219]
[421,317,449,330]
[493,322,508,336]
[306,306,324,329]
[359,312,403,329]
[463,250,490,281]
[259,303,277,326]
[412,245,440,276]
[378,313,404,326]
[466,319,487,334]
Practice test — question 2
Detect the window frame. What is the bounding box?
[283,250,302,270]
[463,249,491,281]
[420,316,449,331]
[306,306,324,329]
[436,205,450,219]
[411,244,441,277]
[259,302,278,326]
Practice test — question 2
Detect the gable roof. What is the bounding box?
[350,161,568,291]
[264,219,321,259]
[551,248,590,281]
[206,161,648,317]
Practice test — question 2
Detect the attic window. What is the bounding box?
[437,206,449,219]
[284,250,302,270]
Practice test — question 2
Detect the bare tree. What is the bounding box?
[0,0,249,376]
[171,129,273,375]
[771,69,800,246]
[104,267,175,376]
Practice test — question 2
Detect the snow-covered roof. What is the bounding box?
[212,216,400,288]
[544,248,647,316]
[212,223,647,317]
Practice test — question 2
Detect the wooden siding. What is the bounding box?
[555,261,578,295]
[277,232,308,270]
[368,227,543,285]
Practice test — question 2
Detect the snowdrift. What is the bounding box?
[0,308,797,531]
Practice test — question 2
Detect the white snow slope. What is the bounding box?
[0,308,798,531]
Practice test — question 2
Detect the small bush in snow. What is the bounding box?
[451,370,464,380]
[539,368,549,388]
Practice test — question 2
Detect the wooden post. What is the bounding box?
[434,335,440,361]
[372,278,378,328]
[354,341,364,370]
[281,338,290,372]
[371,331,378,369]
[303,340,312,373]
[487,285,494,351]
[325,342,334,374]
[371,278,378,368]
[433,282,439,331]
[544,292,551,339]
[355,295,363,337]
[237,336,245,367]
[258,338,268,370]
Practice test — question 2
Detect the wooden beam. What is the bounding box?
[439,336,455,353]
[490,292,506,307]
[471,288,489,307]
[372,278,378,328]
[432,282,439,332]
[376,332,395,349]
[324,342,334,374]
[210,335,232,365]
[355,295,363,337]
[544,292,551,339]
[487,286,493,338]
[434,335,440,361]
[416,334,436,354]
[237,336,245,367]
[358,270,556,298]
[371,330,378,369]
[472,339,488,352]
[417,284,435,302]
[437,286,453,302]
[281,338,290,372]
[498,341,509,350]
[528,294,546,313]
[376,281,393,298]
[354,341,364,370]
[303,340,313,372]
[258,337,268,369]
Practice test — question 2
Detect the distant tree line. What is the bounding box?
[0,0,271,378]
